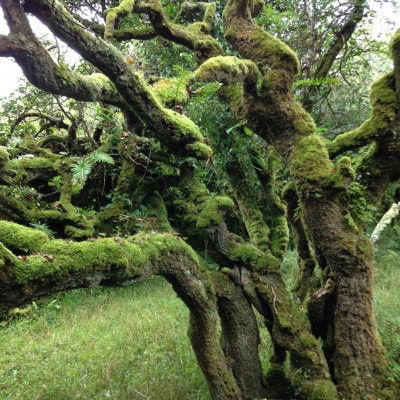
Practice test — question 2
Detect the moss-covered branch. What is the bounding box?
[328,72,399,157]
[0,220,242,400]
[24,0,212,159]
[134,0,222,62]
[223,0,299,79]
[194,56,261,94]
[0,0,124,106]
[104,0,136,40]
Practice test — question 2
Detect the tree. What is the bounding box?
[0,0,399,399]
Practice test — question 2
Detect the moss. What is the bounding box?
[196,196,235,228]
[187,141,213,159]
[292,102,317,136]
[85,73,115,91]
[194,56,260,88]
[327,156,355,189]
[104,0,135,39]
[0,146,9,167]
[10,229,202,284]
[295,379,338,400]
[329,73,399,156]
[390,29,400,97]
[291,135,333,183]
[229,243,280,271]
[8,157,55,182]
[0,220,49,254]
[152,78,189,107]
[218,84,245,116]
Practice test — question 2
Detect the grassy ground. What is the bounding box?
[0,248,399,400]
[0,278,210,400]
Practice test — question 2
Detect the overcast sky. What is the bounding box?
[0,1,399,98]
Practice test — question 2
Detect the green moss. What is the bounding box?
[292,103,317,136]
[152,78,189,107]
[295,379,338,400]
[10,229,202,284]
[194,56,260,87]
[291,135,333,182]
[0,146,9,167]
[247,25,299,74]
[196,196,235,228]
[329,73,399,156]
[390,29,400,92]
[187,142,213,159]
[218,84,245,116]
[229,243,280,271]
[0,220,49,254]
[104,0,135,39]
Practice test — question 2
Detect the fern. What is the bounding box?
[88,151,114,165]
[71,160,92,184]
[294,76,338,89]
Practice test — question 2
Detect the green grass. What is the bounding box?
[0,278,210,400]
[375,247,400,382]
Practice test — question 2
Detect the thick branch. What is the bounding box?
[0,220,242,400]
[0,1,124,106]
[223,0,299,80]
[328,72,399,157]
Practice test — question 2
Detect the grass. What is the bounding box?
[374,246,400,382]
[0,242,399,399]
[0,278,210,400]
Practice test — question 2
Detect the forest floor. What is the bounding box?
[0,249,399,400]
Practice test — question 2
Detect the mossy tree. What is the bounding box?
[0,0,399,399]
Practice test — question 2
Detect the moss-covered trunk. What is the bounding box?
[300,195,389,399]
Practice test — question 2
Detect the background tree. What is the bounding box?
[0,0,399,399]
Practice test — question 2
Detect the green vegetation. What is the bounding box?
[0,278,210,400]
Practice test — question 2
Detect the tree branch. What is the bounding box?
[24,0,212,159]
[0,220,242,400]
[301,0,366,111]
[328,72,399,157]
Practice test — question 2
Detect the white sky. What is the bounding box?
[0,1,399,98]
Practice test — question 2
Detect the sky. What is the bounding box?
[0,0,399,98]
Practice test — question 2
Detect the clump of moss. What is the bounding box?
[194,56,260,88]
[291,135,333,183]
[187,141,213,159]
[11,230,202,285]
[196,196,235,228]
[0,220,49,254]
[218,84,246,116]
